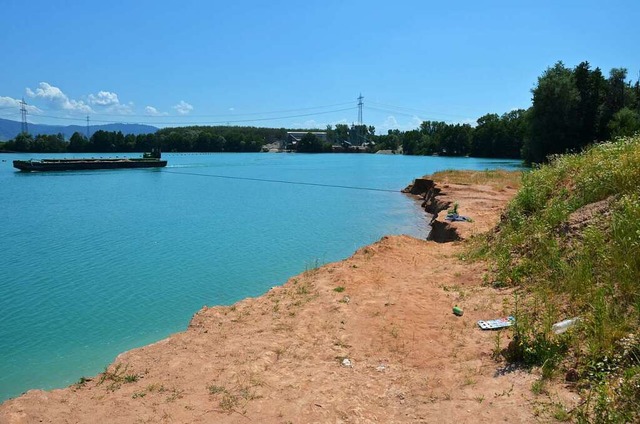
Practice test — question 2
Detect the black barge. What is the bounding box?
[13,150,167,172]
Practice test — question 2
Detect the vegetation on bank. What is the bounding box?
[428,169,522,190]
[2,61,638,162]
[470,136,640,422]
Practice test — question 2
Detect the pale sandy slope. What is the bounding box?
[0,178,576,423]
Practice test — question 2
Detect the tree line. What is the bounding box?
[524,61,640,163]
[2,126,287,154]
[374,109,527,159]
[2,61,638,162]
[376,61,640,163]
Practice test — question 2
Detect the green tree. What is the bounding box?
[11,132,34,152]
[600,68,630,140]
[334,124,349,142]
[69,132,89,152]
[367,125,376,136]
[31,133,66,152]
[349,124,370,145]
[438,124,472,156]
[223,131,245,152]
[401,130,422,155]
[91,130,116,152]
[296,132,328,153]
[608,107,640,138]
[135,133,157,152]
[472,113,503,157]
[419,121,447,137]
[524,61,580,163]
[325,125,336,143]
[574,61,605,146]
[123,134,137,151]
[375,129,401,152]
[501,109,528,159]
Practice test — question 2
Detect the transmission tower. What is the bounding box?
[357,94,364,125]
[20,98,28,134]
[86,115,90,140]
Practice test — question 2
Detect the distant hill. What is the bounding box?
[0,118,158,141]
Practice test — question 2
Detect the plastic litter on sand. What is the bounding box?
[477,316,515,330]
[551,317,580,334]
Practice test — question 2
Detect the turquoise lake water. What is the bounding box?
[0,152,521,402]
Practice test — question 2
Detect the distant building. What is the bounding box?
[285,131,328,148]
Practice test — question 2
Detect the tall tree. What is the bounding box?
[438,124,472,156]
[69,132,89,152]
[401,130,422,155]
[333,124,349,142]
[608,107,640,138]
[524,62,579,163]
[574,62,605,147]
[11,132,34,152]
[297,132,328,153]
[501,109,528,158]
[600,68,629,140]
[472,113,503,157]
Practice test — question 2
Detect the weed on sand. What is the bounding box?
[431,169,522,190]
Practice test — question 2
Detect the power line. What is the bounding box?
[161,169,399,193]
[31,106,356,126]
[3,97,476,128]
[367,105,471,124]
[367,105,420,118]
[86,101,355,119]
[367,100,474,119]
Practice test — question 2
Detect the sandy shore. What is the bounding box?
[0,173,576,423]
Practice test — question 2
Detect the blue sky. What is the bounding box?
[1,0,638,133]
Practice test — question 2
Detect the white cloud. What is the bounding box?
[382,115,399,129]
[25,82,93,113]
[303,119,322,128]
[108,102,134,115]
[376,115,425,133]
[145,106,168,116]
[290,119,333,129]
[87,90,134,115]
[228,107,235,111]
[332,119,349,125]
[173,100,193,115]
[457,117,477,127]
[377,115,406,132]
[0,96,42,114]
[88,90,119,106]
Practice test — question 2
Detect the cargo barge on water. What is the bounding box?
[13,149,167,172]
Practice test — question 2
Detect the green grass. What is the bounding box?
[97,363,141,391]
[471,136,640,423]
[430,169,523,189]
[208,384,226,395]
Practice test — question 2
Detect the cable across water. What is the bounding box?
[161,169,401,193]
